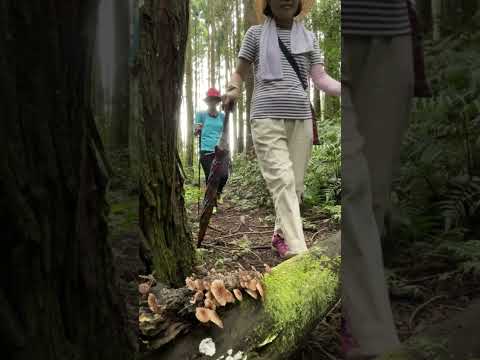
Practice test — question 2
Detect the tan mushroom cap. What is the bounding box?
[210,279,234,307]
[204,298,217,311]
[256,282,265,299]
[138,282,151,295]
[195,307,224,329]
[194,279,204,291]
[247,279,258,292]
[245,289,258,300]
[233,289,243,302]
[147,293,159,313]
[185,277,196,291]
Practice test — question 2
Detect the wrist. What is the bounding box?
[226,73,243,99]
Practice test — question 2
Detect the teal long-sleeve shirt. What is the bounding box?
[195,111,225,152]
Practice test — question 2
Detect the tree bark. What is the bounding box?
[431,0,442,41]
[137,0,195,287]
[129,0,142,178]
[139,233,340,360]
[185,18,194,168]
[111,0,131,148]
[92,36,107,143]
[0,1,134,359]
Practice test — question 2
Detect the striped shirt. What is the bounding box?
[239,25,324,121]
[342,0,411,36]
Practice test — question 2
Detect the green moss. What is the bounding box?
[258,250,340,355]
[109,197,138,234]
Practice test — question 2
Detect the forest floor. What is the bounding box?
[187,183,480,359]
[186,187,342,359]
[105,150,480,359]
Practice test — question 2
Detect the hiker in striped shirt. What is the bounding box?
[223,0,340,259]
[341,1,429,359]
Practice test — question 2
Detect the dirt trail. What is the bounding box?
[188,193,342,359]
[190,197,335,273]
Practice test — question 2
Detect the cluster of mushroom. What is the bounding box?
[186,268,267,329]
[138,275,165,315]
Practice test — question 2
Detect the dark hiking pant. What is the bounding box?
[200,151,228,196]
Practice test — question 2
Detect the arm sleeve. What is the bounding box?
[310,64,341,96]
[310,33,324,66]
[238,26,258,63]
[195,112,204,125]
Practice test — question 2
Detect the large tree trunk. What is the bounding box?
[129,0,142,178]
[92,37,107,142]
[137,0,195,287]
[0,1,134,359]
[140,234,340,360]
[185,17,195,168]
[111,0,131,148]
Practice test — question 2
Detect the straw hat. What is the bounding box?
[255,0,315,24]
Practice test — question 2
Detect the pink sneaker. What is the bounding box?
[341,317,357,355]
[271,233,294,259]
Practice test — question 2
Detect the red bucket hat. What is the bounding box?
[204,88,222,102]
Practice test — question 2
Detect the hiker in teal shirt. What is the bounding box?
[195,88,229,208]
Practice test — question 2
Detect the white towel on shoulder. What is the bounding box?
[259,17,315,81]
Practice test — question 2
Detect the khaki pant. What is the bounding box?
[341,35,414,356]
[251,118,312,253]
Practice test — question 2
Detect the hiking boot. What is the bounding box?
[271,233,295,259]
[217,194,224,205]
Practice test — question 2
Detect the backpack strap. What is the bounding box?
[277,36,320,145]
[277,37,308,91]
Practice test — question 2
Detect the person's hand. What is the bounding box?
[194,124,202,136]
[222,94,236,111]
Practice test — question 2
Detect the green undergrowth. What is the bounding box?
[386,24,480,277]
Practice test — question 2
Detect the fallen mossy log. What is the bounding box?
[140,232,340,360]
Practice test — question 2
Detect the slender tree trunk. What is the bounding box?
[0,1,134,359]
[225,25,237,154]
[186,17,194,168]
[244,0,255,153]
[111,0,131,148]
[209,1,216,89]
[216,17,221,91]
[431,0,442,40]
[138,0,195,287]
[236,0,245,154]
